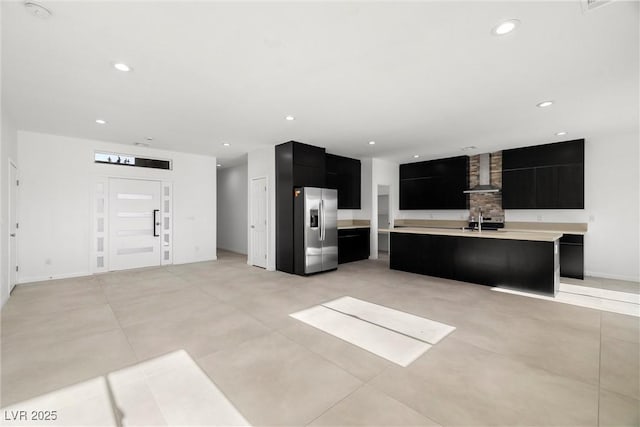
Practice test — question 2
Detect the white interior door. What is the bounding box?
[8,162,18,293]
[250,177,267,268]
[109,178,162,271]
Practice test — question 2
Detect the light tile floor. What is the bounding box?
[2,251,639,426]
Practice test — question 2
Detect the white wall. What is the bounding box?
[217,162,248,254]
[0,111,18,306]
[16,131,217,283]
[247,145,276,271]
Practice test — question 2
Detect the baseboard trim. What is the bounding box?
[17,271,91,285]
[584,271,640,283]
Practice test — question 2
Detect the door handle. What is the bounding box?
[10,233,16,237]
[320,200,325,241]
[153,209,160,237]
[251,225,255,229]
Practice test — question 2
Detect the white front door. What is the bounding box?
[250,177,267,268]
[8,162,18,293]
[108,178,162,271]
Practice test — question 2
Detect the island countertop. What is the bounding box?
[379,227,562,242]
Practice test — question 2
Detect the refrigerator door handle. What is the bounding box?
[320,200,325,241]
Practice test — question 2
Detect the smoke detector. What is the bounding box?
[581,0,614,12]
[24,2,52,19]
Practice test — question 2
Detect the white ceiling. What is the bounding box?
[2,1,638,167]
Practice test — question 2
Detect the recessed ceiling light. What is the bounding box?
[461,145,477,151]
[223,142,230,147]
[133,142,150,147]
[216,164,222,167]
[413,155,420,158]
[368,141,376,145]
[492,19,520,36]
[285,115,295,121]
[24,2,52,19]
[95,119,107,124]
[113,63,132,72]
[537,100,554,108]
[555,131,568,136]
[146,137,153,141]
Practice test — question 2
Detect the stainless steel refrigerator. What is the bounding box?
[294,187,338,275]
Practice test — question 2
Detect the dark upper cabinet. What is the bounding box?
[502,169,536,209]
[535,166,558,208]
[292,143,326,186]
[557,164,584,209]
[502,139,584,170]
[399,156,469,210]
[326,153,361,209]
[502,139,584,210]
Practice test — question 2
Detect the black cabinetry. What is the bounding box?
[399,156,469,210]
[326,154,361,209]
[560,234,584,279]
[276,141,326,274]
[390,233,558,295]
[502,139,584,209]
[338,228,370,264]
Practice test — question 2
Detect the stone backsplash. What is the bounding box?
[468,151,503,219]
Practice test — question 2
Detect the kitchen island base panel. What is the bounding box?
[390,233,559,295]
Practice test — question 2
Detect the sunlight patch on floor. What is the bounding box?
[491,283,640,317]
[290,296,456,367]
[1,350,250,426]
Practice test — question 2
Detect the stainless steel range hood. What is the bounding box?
[464,153,500,194]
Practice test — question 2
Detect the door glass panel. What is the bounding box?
[117,246,154,255]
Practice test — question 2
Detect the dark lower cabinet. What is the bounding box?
[560,234,584,279]
[390,233,559,295]
[338,228,370,264]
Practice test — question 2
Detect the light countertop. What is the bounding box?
[338,225,370,230]
[503,227,586,235]
[379,227,562,242]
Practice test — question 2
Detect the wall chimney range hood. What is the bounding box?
[464,153,500,194]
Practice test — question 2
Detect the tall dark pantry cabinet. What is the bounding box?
[275,141,326,274]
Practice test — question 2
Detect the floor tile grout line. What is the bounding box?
[363,365,446,427]
[447,335,602,391]
[302,381,367,426]
[598,386,640,403]
[597,311,602,427]
[1,303,121,347]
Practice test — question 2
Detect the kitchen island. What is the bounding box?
[382,227,561,295]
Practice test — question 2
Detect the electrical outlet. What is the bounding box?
[45,258,51,265]
[589,215,595,222]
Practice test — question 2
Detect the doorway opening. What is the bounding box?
[250,176,268,269]
[8,160,18,295]
[377,184,390,260]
